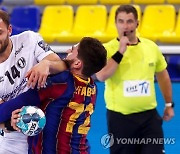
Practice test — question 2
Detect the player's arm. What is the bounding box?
[0,72,69,122]
[0,84,51,131]
[0,88,40,123]
[26,54,68,89]
[25,32,69,89]
[0,99,10,132]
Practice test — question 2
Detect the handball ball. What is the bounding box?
[16,106,46,136]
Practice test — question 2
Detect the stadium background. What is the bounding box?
[1,0,180,153]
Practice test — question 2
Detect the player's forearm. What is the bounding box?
[43,53,68,74]
[0,89,40,122]
[48,59,68,74]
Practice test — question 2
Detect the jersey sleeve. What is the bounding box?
[31,31,54,62]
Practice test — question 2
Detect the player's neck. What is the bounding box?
[71,66,88,80]
[0,39,13,63]
[73,72,88,80]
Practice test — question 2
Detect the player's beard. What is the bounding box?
[0,34,9,54]
[63,59,74,69]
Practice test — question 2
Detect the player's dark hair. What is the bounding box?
[115,5,138,21]
[0,10,10,28]
[78,37,107,77]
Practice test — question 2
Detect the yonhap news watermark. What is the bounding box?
[101,133,176,149]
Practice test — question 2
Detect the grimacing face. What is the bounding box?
[65,44,79,69]
[66,44,79,61]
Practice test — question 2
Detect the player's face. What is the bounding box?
[115,12,138,36]
[0,19,11,54]
[66,44,79,61]
[65,44,79,70]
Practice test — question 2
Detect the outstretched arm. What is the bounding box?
[0,88,40,123]
[0,72,69,123]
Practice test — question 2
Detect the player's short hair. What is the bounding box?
[0,10,10,28]
[78,37,107,77]
[115,5,138,21]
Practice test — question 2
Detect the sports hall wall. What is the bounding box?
[1,0,180,153]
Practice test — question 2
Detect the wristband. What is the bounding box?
[111,51,123,64]
[4,120,16,131]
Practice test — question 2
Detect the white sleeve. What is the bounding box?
[33,32,54,62]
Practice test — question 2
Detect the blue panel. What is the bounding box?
[11,5,41,35]
[165,55,180,81]
[0,5,8,12]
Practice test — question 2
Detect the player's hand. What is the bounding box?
[0,98,4,104]
[163,107,174,121]
[25,60,50,89]
[0,123,10,133]
[11,108,22,132]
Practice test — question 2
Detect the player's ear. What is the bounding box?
[73,60,82,69]
[73,59,82,69]
[8,24,12,36]
[136,21,139,28]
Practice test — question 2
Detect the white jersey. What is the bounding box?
[0,31,53,101]
[0,31,53,154]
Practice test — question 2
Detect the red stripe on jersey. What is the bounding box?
[39,83,67,111]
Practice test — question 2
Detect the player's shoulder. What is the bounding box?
[48,71,73,84]
[10,31,39,41]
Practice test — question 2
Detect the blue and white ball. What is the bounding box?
[16,106,46,136]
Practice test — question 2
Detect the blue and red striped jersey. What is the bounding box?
[0,71,97,154]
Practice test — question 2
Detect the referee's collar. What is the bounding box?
[116,37,140,46]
